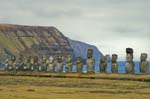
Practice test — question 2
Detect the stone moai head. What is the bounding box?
[140,53,147,62]
[49,56,54,63]
[112,54,118,63]
[87,49,93,58]
[57,55,63,63]
[100,56,106,63]
[76,57,82,64]
[66,55,72,63]
[126,48,134,62]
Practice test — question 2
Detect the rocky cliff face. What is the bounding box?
[0,24,102,62]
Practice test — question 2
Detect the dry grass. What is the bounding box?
[0,75,150,99]
[0,72,150,82]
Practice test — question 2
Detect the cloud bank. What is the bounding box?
[0,0,149,60]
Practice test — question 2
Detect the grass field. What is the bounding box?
[0,75,150,99]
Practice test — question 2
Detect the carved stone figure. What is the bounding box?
[33,56,39,71]
[46,56,55,72]
[140,53,148,74]
[38,58,42,72]
[49,56,55,72]
[22,56,28,71]
[111,54,118,73]
[56,55,64,72]
[41,55,47,71]
[76,57,83,73]
[125,48,134,74]
[100,56,107,73]
[18,54,24,70]
[26,56,31,70]
[65,55,72,72]
[86,49,95,73]
[4,58,9,70]
[29,56,34,71]
[11,55,16,69]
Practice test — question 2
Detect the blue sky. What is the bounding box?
[0,0,149,60]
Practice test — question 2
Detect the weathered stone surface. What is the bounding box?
[86,49,95,73]
[125,48,134,74]
[65,55,72,72]
[100,56,107,73]
[48,56,55,72]
[140,53,148,73]
[76,57,83,73]
[111,54,118,73]
[56,55,64,72]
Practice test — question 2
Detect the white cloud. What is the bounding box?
[0,0,149,60]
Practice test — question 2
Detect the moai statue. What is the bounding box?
[11,55,16,71]
[30,56,34,71]
[38,58,42,72]
[86,49,95,73]
[41,55,47,71]
[27,56,32,71]
[56,55,64,72]
[18,54,24,71]
[111,54,118,73]
[76,57,83,73]
[7,56,16,71]
[65,55,72,73]
[15,58,19,72]
[33,56,39,71]
[7,57,13,71]
[48,56,55,72]
[100,56,107,73]
[4,58,9,70]
[45,56,55,72]
[140,53,148,74]
[125,48,135,74]
[46,57,50,72]
[22,56,28,71]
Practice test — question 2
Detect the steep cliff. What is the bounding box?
[0,24,102,62]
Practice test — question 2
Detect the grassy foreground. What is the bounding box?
[0,76,150,99]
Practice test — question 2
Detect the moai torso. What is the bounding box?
[33,56,39,70]
[56,55,64,72]
[42,56,47,71]
[76,57,83,73]
[11,55,16,69]
[7,57,13,71]
[4,58,9,70]
[140,53,148,74]
[38,58,42,72]
[125,48,134,74]
[48,56,55,72]
[27,56,31,70]
[86,49,95,73]
[111,54,118,73]
[23,57,28,71]
[100,56,107,73]
[65,55,72,73]
[30,57,34,71]
[18,55,24,70]
[7,55,16,71]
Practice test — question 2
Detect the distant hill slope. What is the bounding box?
[68,39,103,61]
[0,24,102,62]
